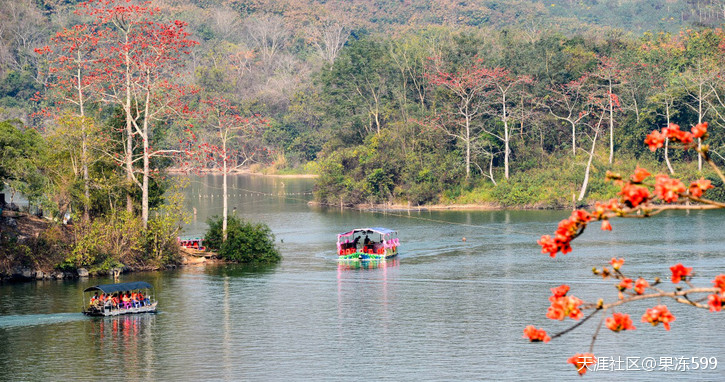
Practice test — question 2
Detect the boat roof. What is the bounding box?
[338,227,397,236]
[84,281,154,294]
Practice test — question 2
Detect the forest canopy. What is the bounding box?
[3,0,725,210]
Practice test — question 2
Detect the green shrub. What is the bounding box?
[204,216,281,264]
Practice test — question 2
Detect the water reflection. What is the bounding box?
[336,258,400,271]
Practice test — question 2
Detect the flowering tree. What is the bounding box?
[182,96,268,241]
[481,67,533,180]
[592,56,629,165]
[527,121,725,375]
[543,74,591,157]
[34,23,106,220]
[426,57,493,180]
[80,0,198,227]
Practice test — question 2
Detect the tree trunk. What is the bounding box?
[664,105,674,174]
[222,140,228,242]
[464,105,471,180]
[608,81,614,165]
[579,112,605,201]
[503,93,510,179]
[124,34,135,214]
[141,72,151,228]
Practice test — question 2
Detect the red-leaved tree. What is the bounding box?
[181,96,269,241]
[80,0,198,227]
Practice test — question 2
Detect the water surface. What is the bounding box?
[1,174,723,381]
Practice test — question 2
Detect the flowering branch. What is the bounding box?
[526,121,725,375]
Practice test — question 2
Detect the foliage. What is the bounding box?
[204,216,281,264]
[0,120,46,203]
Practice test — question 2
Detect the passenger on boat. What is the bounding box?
[138,292,148,306]
[122,292,132,309]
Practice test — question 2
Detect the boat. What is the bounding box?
[337,227,399,260]
[178,237,205,251]
[82,281,158,317]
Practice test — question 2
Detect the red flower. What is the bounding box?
[601,220,612,231]
[641,305,676,330]
[523,325,551,342]
[538,235,558,257]
[550,284,570,299]
[617,278,633,291]
[570,209,591,224]
[619,183,651,207]
[665,123,694,144]
[708,294,723,312]
[713,274,725,292]
[655,174,686,203]
[634,278,649,295]
[670,263,693,284]
[567,353,597,375]
[605,312,636,332]
[644,129,665,151]
[630,166,651,183]
[547,295,584,320]
[610,257,624,270]
[689,178,713,198]
[691,122,708,138]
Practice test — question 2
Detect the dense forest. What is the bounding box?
[4,0,725,221]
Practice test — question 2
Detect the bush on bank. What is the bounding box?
[204,216,281,264]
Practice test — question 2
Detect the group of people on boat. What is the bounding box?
[89,291,149,310]
[339,235,384,254]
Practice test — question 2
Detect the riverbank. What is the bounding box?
[165,167,318,178]
[308,200,580,212]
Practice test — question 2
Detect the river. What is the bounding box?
[1,174,724,381]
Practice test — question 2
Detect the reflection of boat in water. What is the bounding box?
[337,258,400,270]
[337,227,399,260]
[82,281,157,317]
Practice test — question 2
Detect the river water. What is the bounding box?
[1,174,724,381]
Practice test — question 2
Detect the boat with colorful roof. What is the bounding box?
[337,227,399,260]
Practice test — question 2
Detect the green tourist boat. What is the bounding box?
[337,227,399,260]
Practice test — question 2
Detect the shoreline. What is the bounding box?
[165,167,318,178]
[308,201,582,212]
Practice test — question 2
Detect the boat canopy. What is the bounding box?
[338,227,397,237]
[84,281,154,294]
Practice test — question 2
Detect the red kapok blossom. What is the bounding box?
[550,284,570,299]
[567,353,597,375]
[601,220,612,231]
[610,258,624,270]
[708,294,723,312]
[617,278,633,291]
[523,325,551,342]
[538,235,558,257]
[634,278,649,295]
[631,166,651,183]
[670,263,693,284]
[619,183,651,207]
[655,174,686,203]
[691,122,708,138]
[605,312,636,332]
[570,209,592,224]
[642,305,675,330]
[644,129,665,151]
[713,274,725,292]
[665,123,694,144]
[689,178,714,198]
[547,295,584,320]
